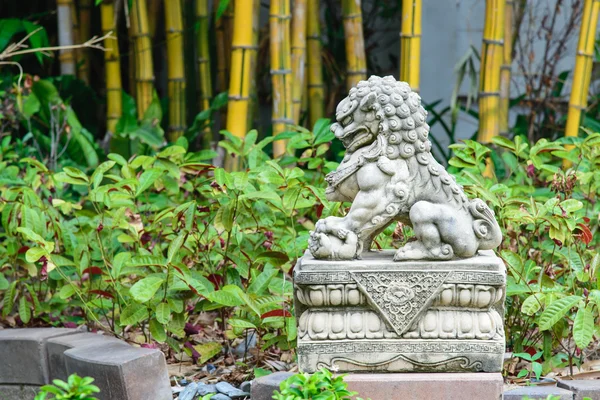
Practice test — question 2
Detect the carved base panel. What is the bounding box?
[294,250,506,373]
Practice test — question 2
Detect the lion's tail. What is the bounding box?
[468,199,503,250]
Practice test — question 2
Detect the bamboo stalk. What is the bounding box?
[101,1,122,137]
[196,0,213,149]
[246,0,261,132]
[478,0,505,145]
[306,0,324,128]
[499,0,514,135]
[57,0,76,75]
[399,0,421,92]
[342,0,366,90]
[130,0,155,119]
[215,2,234,93]
[165,0,186,141]
[147,0,161,38]
[226,0,256,138]
[78,0,92,84]
[270,0,293,157]
[565,0,600,139]
[291,0,307,124]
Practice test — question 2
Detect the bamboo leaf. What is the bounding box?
[215,0,232,20]
[538,296,581,331]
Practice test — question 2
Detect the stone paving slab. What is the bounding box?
[64,342,172,400]
[251,372,294,400]
[344,372,504,400]
[504,385,574,400]
[558,379,600,400]
[0,328,77,385]
[47,332,122,381]
[0,384,40,400]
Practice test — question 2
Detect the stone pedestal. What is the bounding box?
[294,250,506,373]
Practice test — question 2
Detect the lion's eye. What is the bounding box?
[342,115,353,126]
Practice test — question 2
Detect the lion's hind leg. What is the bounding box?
[394,201,454,261]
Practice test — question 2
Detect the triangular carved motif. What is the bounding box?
[351,271,450,335]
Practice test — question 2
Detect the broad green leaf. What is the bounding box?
[58,284,76,300]
[25,247,47,263]
[248,269,278,295]
[573,305,594,349]
[120,303,147,326]
[136,168,162,197]
[228,318,257,329]
[538,295,581,331]
[0,273,8,290]
[286,316,297,341]
[63,167,89,183]
[19,296,31,324]
[167,234,186,264]
[149,318,166,342]
[156,302,171,324]
[130,276,165,303]
[193,342,222,364]
[521,293,545,316]
[207,289,245,307]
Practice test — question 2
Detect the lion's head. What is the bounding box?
[331,76,432,160]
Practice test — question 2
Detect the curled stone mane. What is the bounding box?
[349,76,431,161]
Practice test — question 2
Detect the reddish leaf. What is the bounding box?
[207,274,224,290]
[82,267,104,276]
[261,309,292,319]
[576,223,593,245]
[89,289,114,299]
[316,203,324,219]
[18,246,30,254]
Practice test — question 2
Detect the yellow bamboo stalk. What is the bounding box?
[57,0,76,75]
[270,0,293,157]
[226,0,256,139]
[478,0,505,145]
[101,1,122,137]
[291,0,307,124]
[565,0,600,139]
[164,0,186,141]
[78,0,92,84]
[499,0,514,135]
[130,0,155,119]
[306,0,324,128]
[197,0,213,149]
[342,0,366,90]
[399,0,421,92]
[246,0,261,132]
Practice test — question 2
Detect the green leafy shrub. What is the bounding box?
[0,119,338,361]
[272,368,367,400]
[450,132,600,375]
[34,374,100,400]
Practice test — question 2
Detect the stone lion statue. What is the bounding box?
[308,75,502,261]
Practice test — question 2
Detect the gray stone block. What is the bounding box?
[558,379,600,400]
[251,372,294,400]
[47,332,122,381]
[0,328,77,385]
[64,342,172,400]
[0,384,40,400]
[504,385,574,400]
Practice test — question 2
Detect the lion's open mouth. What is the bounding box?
[340,126,375,152]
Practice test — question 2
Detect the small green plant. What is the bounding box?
[272,368,368,400]
[34,374,100,400]
[514,351,543,380]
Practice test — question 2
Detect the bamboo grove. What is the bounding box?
[51,0,600,171]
